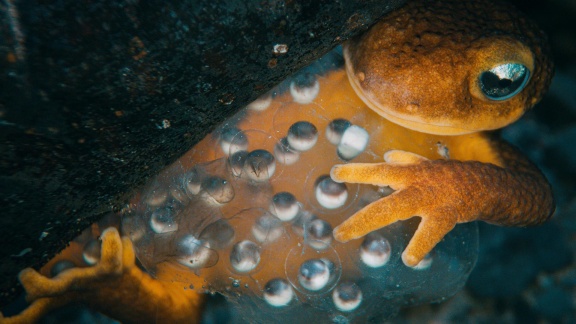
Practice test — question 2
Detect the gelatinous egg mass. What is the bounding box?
[122,48,478,323]
[333,282,363,312]
[298,259,331,291]
[230,240,261,273]
[264,278,294,307]
[269,192,300,221]
[287,121,319,152]
[314,175,348,209]
[360,232,392,268]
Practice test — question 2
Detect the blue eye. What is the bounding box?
[479,63,530,100]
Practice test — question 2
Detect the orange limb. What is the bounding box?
[0,228,204,324]
[331,149,554,267]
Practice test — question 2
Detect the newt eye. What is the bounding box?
[478,63,530,101]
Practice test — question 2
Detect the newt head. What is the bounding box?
[343,0,553,135]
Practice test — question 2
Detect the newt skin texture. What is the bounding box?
[332,0,554,266]
[0,0,554,323]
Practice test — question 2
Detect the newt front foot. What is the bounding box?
[331,150,485,267]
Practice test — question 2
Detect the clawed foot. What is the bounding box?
[331,150,475,267]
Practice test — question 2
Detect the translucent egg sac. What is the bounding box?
[122,48,478,323]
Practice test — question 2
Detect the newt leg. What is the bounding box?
[331,148,553,267]
[1,228,204,324]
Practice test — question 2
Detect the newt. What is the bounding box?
[1,0,554,323]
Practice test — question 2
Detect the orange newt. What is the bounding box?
[1,0,554,323]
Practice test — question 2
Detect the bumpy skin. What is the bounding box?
[344,0,553,135]
[1,0,554,322]
[333,0,554,266]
